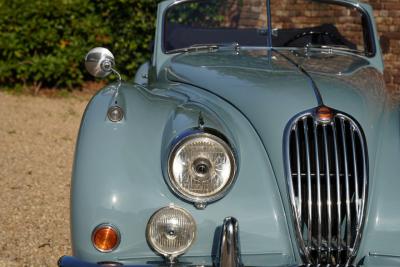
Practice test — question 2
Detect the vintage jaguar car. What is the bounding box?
[58,0,400,266]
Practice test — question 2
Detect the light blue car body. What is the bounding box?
[65,0,400,266]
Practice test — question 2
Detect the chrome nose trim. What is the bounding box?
[215,217,243,267]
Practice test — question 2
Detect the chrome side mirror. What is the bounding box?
[85,47,115,78]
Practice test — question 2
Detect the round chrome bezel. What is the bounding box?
[167,130,237,207]
[107,106,124,122]
[145,205,197,260]
[91,223,121,253]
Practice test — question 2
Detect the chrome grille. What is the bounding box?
[285,109,368,265]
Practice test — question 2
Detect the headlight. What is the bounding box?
[168,131,237,208]
[146,205,196,262]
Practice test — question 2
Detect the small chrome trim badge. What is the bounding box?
[315,106,334,124]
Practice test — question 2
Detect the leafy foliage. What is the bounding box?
[167,2,224,27]
[0,0,160,89]
[166,1,239,28]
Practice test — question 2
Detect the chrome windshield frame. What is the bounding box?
[162,0,376,57]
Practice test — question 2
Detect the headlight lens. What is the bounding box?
[168,131,236,206]
[146,205,196,261]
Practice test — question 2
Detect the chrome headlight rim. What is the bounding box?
[145,205,197,260]
[167,129,237,207]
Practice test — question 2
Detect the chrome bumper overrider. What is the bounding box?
[214,217,242,267]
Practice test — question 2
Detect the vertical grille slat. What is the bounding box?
[360,129,368,224]
[350,128,360,222]
[303,118,313,250]
[313,122,322,258]
[286,110,368,266]
[295,126,302,221]
[322,126,332,260]
[339,118,352,257]
[332,122,342,263]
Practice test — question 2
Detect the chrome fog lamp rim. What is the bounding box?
[167,130,237,207]
[146,205,197,262]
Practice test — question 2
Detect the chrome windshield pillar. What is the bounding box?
[215,217,243,267]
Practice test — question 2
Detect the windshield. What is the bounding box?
[163,0,374,56]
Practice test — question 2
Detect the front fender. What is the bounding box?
[71,82,294,265]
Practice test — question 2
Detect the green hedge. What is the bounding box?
[0,0,160,89]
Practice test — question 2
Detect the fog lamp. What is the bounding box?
[146,205,196,262]
[92,224,120,252]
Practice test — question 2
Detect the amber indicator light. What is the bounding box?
[92,225,120,252]
[316,106,333,122]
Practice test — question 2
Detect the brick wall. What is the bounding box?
[365,0,400,95]
[270,1,365,52]
[230,0,400,95]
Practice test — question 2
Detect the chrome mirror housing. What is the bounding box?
[85,47,115,78]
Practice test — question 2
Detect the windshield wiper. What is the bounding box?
[167,42,240,54]
[303,44,364,55]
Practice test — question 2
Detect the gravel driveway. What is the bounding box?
[0,92,89,266]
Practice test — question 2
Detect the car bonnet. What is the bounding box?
[166,48,390,211]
